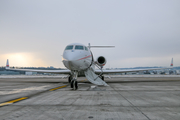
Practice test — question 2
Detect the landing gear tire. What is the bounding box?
[102,76,104,81]
[99,76,104,81]
[74,81,78,90]
[71,80,74,88]
[69,71,78,90]
[68,76,72,83]
[71,80,78,90]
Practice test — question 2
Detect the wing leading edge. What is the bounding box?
[5,59,71,74]
[95,58,173,74]
[95,67,172,74]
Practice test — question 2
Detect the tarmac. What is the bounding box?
[0,75,180,120]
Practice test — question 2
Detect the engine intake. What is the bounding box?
[96,56,106,67]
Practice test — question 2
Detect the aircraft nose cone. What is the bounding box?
[63,51,77,61]
[65,56,75,61]
[65,60,78,71]
[62,52,79,70]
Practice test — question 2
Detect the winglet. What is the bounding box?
[6,59,10,69]
[170,58,173,67]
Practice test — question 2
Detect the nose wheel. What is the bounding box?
[68,76,72,83]
[69,71,78,90]
[71,80,78,90]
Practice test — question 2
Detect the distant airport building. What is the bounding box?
[0,70,20,75]
[176,70,180,75]
[25,72,37,75]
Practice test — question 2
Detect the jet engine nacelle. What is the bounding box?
[96,56,106,67]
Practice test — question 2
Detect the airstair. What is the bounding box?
[84,68,109,86]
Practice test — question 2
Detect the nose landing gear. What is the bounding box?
[68,76,72,83]
[71,80,78,90]
[69,71,78,90]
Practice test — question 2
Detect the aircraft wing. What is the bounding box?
[5,60,71,74]
[95,67,173,74]
[95,58,173,74]
[6,68,71,74]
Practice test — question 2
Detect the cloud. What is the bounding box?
[0,0,180,68]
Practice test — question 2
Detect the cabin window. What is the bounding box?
[65,45,73,50]
[75,45,84,50]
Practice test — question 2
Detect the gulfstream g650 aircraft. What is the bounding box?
[6,43,173,90]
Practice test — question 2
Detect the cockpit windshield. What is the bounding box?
[65,45,73,50]
[75,45,84,50]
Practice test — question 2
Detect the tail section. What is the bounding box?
[6,59,10,69]
[170,58,173,67]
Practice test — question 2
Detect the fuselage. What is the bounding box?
[62,43,93,71]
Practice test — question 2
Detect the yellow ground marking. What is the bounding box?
[80,79,87,82]
[0,97,28,107]
[49,85,68,91]
[49,79,87,91]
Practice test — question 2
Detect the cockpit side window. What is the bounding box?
[65,45,73,50]
[75,45,84,50]
[85,47,88,51]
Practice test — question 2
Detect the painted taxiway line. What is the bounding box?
[49,79,87,91]
[79,79,87,82]
[49,85,68,91]
[0,84,69,107]
[0,97,28,107]
[0,80,89,107]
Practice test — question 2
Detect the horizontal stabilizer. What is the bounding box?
[88,43,115,49]
[89,46,115,48]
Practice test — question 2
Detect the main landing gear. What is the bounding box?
[101,75,104,81]
[68,71,78,90]
[95,64,105,81]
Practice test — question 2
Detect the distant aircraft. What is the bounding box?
[6,43,173,90]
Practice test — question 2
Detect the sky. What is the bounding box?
[0,0,180,68]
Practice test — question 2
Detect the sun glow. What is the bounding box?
[0,53,47,67]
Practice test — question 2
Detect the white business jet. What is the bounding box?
[6,43,173,90]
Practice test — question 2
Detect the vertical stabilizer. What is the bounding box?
[170,58,173,67]
[6,59,10,69]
